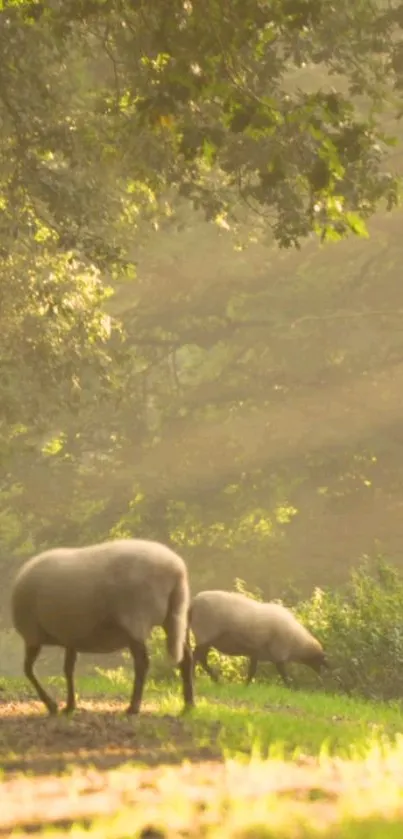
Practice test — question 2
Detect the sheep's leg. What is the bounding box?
[193,644,220,682]
[126,640,149,715]
[246,656,258,685]
[276,662,291,687]
[63,648,77,714]
[178,638,195,711]
[24,644,58,715]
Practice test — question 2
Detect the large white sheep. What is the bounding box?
[11,538,194,715]
[190,590,328,685]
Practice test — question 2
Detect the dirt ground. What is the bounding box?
[0,751,347,838]
[0,698,221,776]
[0,697,223,835]
[0,698,362,838]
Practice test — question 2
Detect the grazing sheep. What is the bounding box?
[11,538,194,716]
[190,590,328,686]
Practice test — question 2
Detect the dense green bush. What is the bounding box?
[296,556,403,700]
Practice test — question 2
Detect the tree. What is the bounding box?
[2,0,403,616]
[0,0,402,258]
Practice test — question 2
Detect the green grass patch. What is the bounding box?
[3,670,403,760]
[187,678,403,759]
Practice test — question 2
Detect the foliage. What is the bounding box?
[1,0,402,261]
[0,252,116,430]
[297,557,403,701]
[3,0,403,624]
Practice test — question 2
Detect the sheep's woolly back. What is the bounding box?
[190,590,268,647]
[190,590,323,663]
[11,539,189,662]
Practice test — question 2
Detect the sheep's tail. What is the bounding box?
[165,570,190,664]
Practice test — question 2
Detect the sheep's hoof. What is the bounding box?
[126,705,140,716]
[62,705,75,716]
[47,702,59,716]
[181,701,195,716]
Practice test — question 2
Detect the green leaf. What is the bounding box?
[345,212,369,238]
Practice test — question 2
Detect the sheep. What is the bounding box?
[11,538,194,716]
[189,590,328,686]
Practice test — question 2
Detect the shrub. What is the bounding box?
[296,556,403,700]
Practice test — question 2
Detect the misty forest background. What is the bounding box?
[3,0,403,691]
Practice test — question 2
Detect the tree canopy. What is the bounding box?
[2,0,403,256]
[2,0,403,616]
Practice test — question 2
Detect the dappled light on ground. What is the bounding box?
[2,741,403,836]
[1,678,403,835]
[0,699,221,776]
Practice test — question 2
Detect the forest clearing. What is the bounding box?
[3,1,403,836]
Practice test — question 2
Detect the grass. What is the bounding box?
[2,670,403,836]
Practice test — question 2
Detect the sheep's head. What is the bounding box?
[302,646,329,674]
